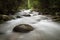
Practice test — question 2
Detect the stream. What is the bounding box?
[0,10,60,40]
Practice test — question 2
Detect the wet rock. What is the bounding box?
[23,15,31,17]
[0,15,12,23]
[16,16,21,18]
[52,16,60,22]
[0,32,5,35]
[13,24,34,33]
[2,15,12,21]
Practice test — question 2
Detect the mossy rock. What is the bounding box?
[52,16,60,22]
[0,15,13,24]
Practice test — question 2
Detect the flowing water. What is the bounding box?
[0,10,60,40]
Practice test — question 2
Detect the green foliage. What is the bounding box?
[27,0,40,11]
[38,0,60,16]
[0,0,23,23]
[0,0,22,15]
[18,0,29,9]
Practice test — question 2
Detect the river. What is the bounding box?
[0,10,60,40]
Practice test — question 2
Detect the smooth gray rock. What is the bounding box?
[13,24,34,33]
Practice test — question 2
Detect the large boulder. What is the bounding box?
[13,24,34,33]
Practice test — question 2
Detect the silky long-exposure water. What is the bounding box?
[0,10,60,40]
